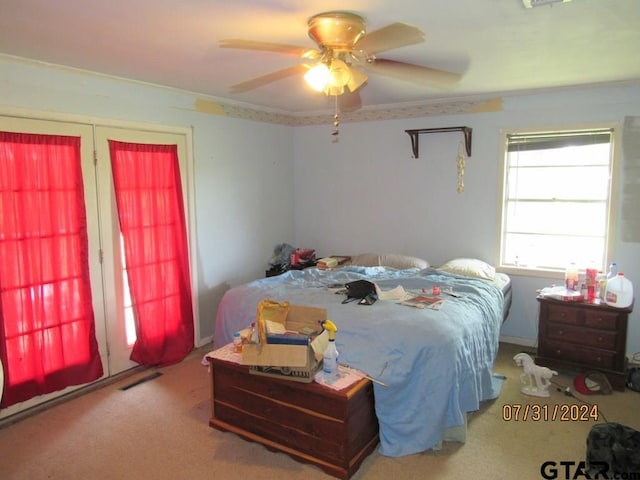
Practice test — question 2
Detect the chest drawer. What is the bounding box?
[546,323,617,349]
[213,360,347,420]
[546,304,580,325]
[545,304,619,330]
[583,309,619,330]
[540,340,617,370]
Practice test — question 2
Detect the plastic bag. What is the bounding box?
[256,299,289,344]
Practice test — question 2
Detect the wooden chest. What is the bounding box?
[208,356,379,479]
[536,296,633,391]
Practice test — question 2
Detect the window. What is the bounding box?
[498,126,617,274]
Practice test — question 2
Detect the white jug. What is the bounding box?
[604,273,634,308]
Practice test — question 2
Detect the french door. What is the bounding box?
[0,114,194,418]
[94,126,193,374]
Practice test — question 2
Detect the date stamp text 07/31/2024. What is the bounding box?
[502,403,599,422]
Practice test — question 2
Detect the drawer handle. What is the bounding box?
[598,336,603,342]
[560,312,565,318]
[596,357,602,363]
[555,349,562,355]
[557,330,563,335]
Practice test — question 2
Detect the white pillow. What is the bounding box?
[349,253,380,267]
[350,253,429,270]
[438,258,496,281]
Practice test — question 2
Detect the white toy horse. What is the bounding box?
[513,352,558,397]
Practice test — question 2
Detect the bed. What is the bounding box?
[213,255,511,457]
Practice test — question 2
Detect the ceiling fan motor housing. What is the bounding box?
[307,12,366,50]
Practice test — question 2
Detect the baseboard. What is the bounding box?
[196,335,213,348]
[499,335,536,348]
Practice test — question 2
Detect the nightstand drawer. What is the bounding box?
[546,304,620,330]
[546,305,581,325]
[546,323,617,349]
[583,310,619,330]
[541,340,617,370]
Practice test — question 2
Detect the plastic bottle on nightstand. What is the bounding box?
[597,273,608,300]
[604,273,634,308]
[565,262,579,291]
[322,320,339,383]
[585,262,598,301]
[233,332,243,353]
[608,262,618,279]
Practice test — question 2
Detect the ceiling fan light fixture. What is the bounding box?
[328,58,352,89]
[304,63,330,91]
[305,58,354,95]
[326,85,345,96]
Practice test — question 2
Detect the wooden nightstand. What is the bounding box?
[536,296,633,391]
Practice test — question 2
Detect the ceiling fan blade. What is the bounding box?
[347,66,368,93]
[365,58,461,87]
[229,64,308,93]
[355,23,424,54]
[339,90,362,113]
[220,39,318,58]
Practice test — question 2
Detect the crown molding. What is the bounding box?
[5,55,637,127]
[210,96,505,126]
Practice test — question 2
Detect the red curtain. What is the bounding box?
[0,132,103,408]
[109,141,194,366]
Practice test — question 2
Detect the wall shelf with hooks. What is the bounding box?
[405,126,472,159]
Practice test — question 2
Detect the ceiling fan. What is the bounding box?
[220,11,461,112]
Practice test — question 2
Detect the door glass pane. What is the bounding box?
[120,234,137,346]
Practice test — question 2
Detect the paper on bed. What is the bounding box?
[374,284,408,300]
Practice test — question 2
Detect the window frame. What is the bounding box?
[496,122,621,279]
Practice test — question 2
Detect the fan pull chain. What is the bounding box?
[457,141,466,193]
[332,95,339,137]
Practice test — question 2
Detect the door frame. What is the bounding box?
[0,108,199,418]
[94,125,196,374]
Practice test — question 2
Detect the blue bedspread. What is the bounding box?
[214,266,504,457]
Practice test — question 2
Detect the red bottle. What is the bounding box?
[585,263,598,301]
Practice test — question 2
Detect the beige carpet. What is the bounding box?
[0,342,638,480]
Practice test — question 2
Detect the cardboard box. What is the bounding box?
[240,304,329,382]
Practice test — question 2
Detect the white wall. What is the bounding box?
[0,56,295,344]
[1,55,638,356]
[293,83,640,355]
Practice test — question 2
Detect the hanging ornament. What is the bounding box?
[332,95,340,137]
[457,141,466,193]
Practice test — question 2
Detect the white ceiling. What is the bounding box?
[1,0,639,116]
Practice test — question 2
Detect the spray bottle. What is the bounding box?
[322,320,339,383]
